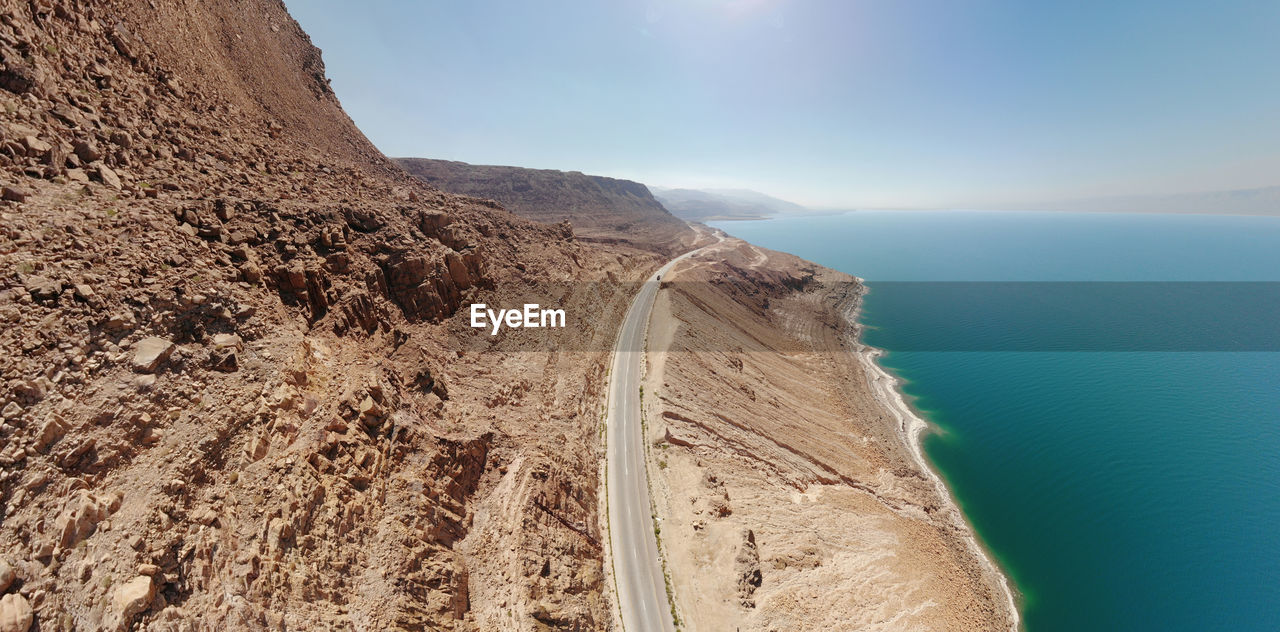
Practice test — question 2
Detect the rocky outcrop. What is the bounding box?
[735,529,762,608]
[382,248,486,322]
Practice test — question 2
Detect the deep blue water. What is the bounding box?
[711,211,1280,631]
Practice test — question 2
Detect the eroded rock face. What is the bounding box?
[383,248,486,322]
[0,0,653,629]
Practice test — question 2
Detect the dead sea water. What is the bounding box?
[712,210,1280,631]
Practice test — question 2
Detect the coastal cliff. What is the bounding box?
[642,237,1019,631]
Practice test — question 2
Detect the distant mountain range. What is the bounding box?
[650,187,808,221]
[1019,185,1280,215]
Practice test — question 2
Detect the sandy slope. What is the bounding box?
[641,237,1018,631]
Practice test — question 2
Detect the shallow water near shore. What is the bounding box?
[711,211,1280,631]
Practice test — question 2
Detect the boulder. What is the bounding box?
[0,594,32,632]
[73,140,102,162]
[0,558,13,593]
[20,136,51,157]
[211,333,243,351]
[50,104,83,126]
[108,575,155,629]
[210,348,238,372]
[104,312,136,332]
[131,337,175,373]
[1,186,30,203]
[0,57,41,94]
[21,276,60,301]
[92,162,122,190]
[32,415,68,453]
[418,210,452,234]
[209,333,242,372]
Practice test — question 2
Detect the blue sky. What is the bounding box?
[287,0,1280,208]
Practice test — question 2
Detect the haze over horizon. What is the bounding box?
[288,0,1280,209]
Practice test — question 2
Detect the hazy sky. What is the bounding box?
[287,0,1280,209]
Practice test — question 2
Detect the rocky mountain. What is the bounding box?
[0,1,670,629]
[651,187,808,221]
[398,158,696,254]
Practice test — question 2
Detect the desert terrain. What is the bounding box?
[0,1,1014,630]
[641,238,1019,631]
[0,1,700,629]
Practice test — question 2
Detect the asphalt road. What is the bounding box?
[606,246,708,632]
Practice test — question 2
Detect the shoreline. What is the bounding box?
[841,280,1023,632]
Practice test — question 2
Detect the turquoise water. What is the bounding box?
[710,211,1280,631]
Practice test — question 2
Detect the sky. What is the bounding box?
[286,0,1280,209]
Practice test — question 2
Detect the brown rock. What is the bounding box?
[32,416,68,453]
[20,136,51,157]
[131,337,175,373]
[21,276,59,301]
[419,210,453,234]
[663,426,696,447]
[1,187,30,203]
[91,162,122,190]
[0,559,13,593]
[73,140,102,162]
[104,312,136,332]
[211,333,243,351]
[735,529,762,608]
[358,395,382,419]
[109,130,133,149]
[50,104,83,126]
[54,491,116,550]
[240,261,263,283]
[0,593,32,632]
[108,575,155,630]
[210,348,238,372]
[0,57,41,94]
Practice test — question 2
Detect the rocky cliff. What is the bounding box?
[0,1,652,629]
[398,158,696,255]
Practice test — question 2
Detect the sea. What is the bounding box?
[710,210,1280,631]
